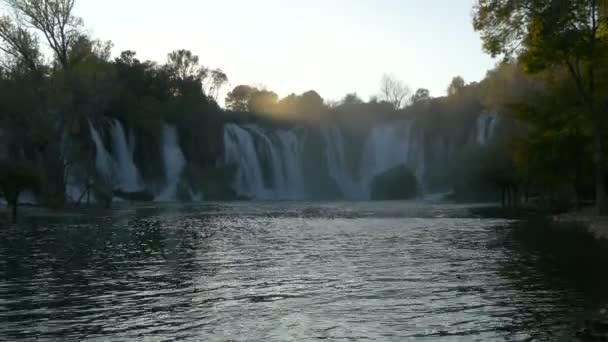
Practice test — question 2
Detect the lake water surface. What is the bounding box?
[1,202,607,341]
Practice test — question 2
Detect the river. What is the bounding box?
[1,202,607,341]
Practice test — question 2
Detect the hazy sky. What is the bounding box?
[76,0,495,103]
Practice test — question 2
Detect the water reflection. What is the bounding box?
[0,203,606,341]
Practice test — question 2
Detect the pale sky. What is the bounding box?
[76,0,495,103]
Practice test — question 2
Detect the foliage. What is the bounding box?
[410,88,430,104]
[447,76,466,97]
[473,0,608,213]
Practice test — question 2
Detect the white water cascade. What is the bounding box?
[89,120,144,193]
[359,120,426,196]
[156,124,186,201]
[476,113,499,145]
[223,124,306,200]
[110,120,144,192]
[89,121,114,184]
[321,126,362,199]
[224,121,427,200]
[224,124,269,198]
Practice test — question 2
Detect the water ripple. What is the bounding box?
[0,202,607,341]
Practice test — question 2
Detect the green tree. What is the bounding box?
[447,76,466,97]
[473,0,608,214]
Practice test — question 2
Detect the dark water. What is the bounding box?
[1,202,608,341]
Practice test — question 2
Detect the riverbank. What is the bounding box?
[553,206,608,241]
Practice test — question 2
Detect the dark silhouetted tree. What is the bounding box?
[5,0,83,70]
[411,88,431,103]
[447,76,466,96]
[226,85,256,111]
[341,92,363,106]
[248,89,278,113]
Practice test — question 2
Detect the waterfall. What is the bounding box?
[359,120,425,197]
[476,113,499,145]
[321,126,363,199]
[89,119,144,194]
[89,120,113,184]
[156,124,186,201]
[224,121,428,200]
[268,128,306,199]
[110,120,144,192]
[223,124,307,200]
[224,124,270,199]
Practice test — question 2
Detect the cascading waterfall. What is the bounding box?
[89,119,144,194]
[89,120,113,184]
[476,113,499,145]
[224,124,270,199]
[268,128,306,199]
[110,120,144,192]
[359,120,426,196]
[224,120,427,200]
[156,124,186,201]
[321,126,362,199]
[76,113,505,203]
[223,124,307,200]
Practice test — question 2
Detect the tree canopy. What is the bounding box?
[473,0,608,213]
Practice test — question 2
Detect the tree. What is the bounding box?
[411,88,431,103]
[473,0,608,214]
[204,68,228,101]
[447,76,466,97]
[478,61,541,112]
[166,49,207,81]
[379,73,411,109]
[248,89,278,113]
[225,85,256,111]
[341,92,363,106]
[5,0,83,70]
[0,15,42,73]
